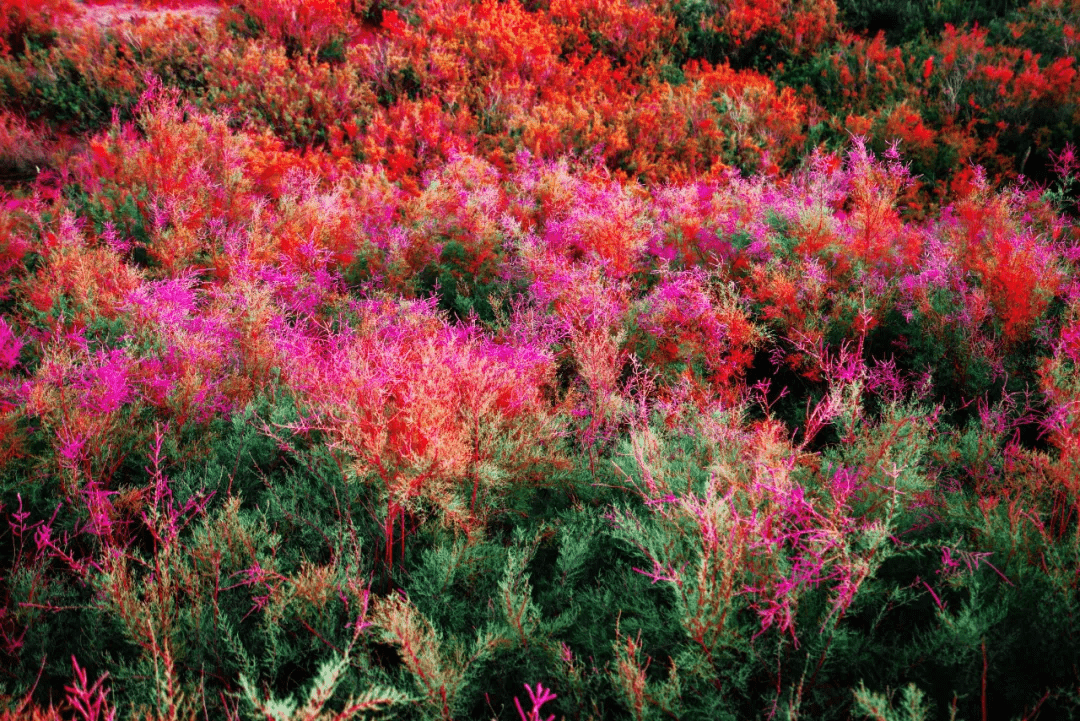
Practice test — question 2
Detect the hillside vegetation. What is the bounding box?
[1,0,1080,719]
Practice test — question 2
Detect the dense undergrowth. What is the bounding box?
[1,0,1080,719]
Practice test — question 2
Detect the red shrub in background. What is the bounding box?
[66,90,256,276]
[234,0,361,51]
[690,0,839,56]
[203,40,375,149]
[943,174,1064,346]
[547,0,678,67]
[1,4,1080,716]
[0,0,74,57]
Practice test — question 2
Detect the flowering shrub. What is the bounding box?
[0,0,74,57]
[2,1,1080,720]
[233,0,361,54]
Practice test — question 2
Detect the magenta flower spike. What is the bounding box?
[65,656,116,721]
[514,682,558,721]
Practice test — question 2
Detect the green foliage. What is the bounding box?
[8,44,141,132]
[837,0,1022,45]
[852,683,930,721]
[239,653,412,720]
[414,239,510,325]
[4,4,1080,717]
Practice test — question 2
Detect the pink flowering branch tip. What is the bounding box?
[514,682,558,721]
[65,656,116,721]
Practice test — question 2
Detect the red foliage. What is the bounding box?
[0,0,75,56]
[235,0,361,51]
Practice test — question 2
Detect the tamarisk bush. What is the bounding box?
[1,3,1080,716]
[271,296,564,568]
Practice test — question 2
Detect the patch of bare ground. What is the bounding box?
[75,0,222,27]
